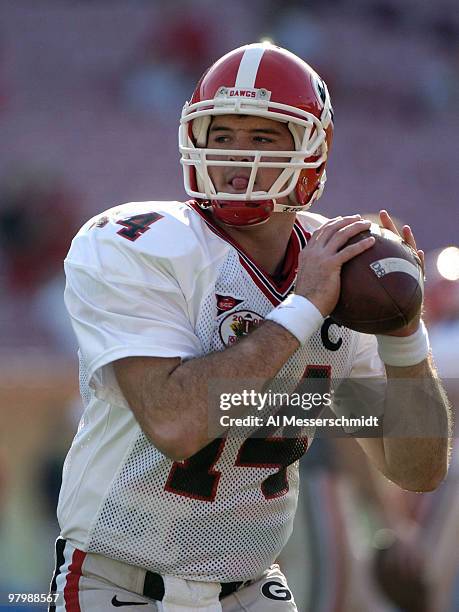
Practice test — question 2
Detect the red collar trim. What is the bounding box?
[186,200,310,305]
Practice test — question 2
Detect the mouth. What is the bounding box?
[231,177,249,189]
[225,175,250,192]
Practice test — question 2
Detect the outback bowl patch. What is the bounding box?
[219,310,263,346]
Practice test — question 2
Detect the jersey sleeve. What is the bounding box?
[64,203,208,407]
[331,332,386,433]
[348,331,386,379]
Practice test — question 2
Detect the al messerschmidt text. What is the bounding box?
[220,414,380,428]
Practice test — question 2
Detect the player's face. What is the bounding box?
[206,115,294,202]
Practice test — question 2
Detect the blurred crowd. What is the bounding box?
[0,0,457,610]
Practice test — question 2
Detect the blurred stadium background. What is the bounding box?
[0,1,458,610]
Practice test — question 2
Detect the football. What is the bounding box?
[331,225,424,334]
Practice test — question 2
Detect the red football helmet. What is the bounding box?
[179,42,334,227]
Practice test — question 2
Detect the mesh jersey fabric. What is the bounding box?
[58,200,385,582]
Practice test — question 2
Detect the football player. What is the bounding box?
[50,43,451,611]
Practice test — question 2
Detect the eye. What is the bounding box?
[254,135,273,144]
[209,130,231,144]
[210,134,230,145]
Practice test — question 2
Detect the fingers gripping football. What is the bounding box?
[377,209,424,335]
[380,209,425,270]
[295,215,375,316]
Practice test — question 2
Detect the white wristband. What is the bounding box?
[376,320,430,366]
[265,294,324,345]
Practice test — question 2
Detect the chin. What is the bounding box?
[231,217,271,230]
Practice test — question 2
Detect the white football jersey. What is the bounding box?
[59,200,385,582]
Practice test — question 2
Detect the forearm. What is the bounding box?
[119,321,299,459]
[380,356,452,491]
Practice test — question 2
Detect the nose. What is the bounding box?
[228,144,253,162]
[228,152,252,162]
[227,134,254,162]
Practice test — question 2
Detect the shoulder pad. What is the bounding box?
[67,201,229,294]
[296,211,331,234]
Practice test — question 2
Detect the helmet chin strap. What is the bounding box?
[210,198,274,227]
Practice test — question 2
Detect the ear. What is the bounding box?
[192,116,212,147]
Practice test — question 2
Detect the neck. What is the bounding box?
[214,213,297,276]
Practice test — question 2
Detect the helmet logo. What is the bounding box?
[311,75,334,129]
[315,78,327,106]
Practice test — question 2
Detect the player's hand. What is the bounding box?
[295,215,375,316]
[379,210,424,337]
